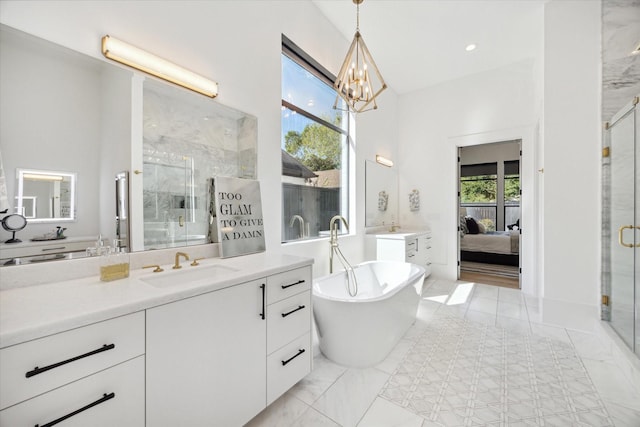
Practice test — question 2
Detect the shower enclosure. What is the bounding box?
[604,95,639,357]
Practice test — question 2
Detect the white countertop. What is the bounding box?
[370,229,431,239]
[0,251,313,349]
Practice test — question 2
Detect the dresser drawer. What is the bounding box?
[266,266,311,304]
[0,311,145,410]
[267,332,311,405]
[267,291,311,354]
[0,355,145,427]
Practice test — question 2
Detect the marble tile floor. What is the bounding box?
[246,278,640,427]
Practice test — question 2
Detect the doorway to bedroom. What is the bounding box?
[458,140,521,288]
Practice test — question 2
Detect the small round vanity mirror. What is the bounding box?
[1,213,27,243]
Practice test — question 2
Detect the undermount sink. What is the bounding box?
[141,264,239,288]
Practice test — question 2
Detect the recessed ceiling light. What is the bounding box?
[465,44,477,52]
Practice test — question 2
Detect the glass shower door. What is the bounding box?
[609,105,636,352]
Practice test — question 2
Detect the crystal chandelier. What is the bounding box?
[334,0,387,113]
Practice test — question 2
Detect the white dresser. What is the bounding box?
[375,230,432,277]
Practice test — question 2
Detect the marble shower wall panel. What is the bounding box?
[602,0,640,121]
[238,116,258,178]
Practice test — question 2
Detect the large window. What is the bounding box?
[461,163,498,231]
[504,160,520,228]
[460,161,520,231]
[281,36,351,243]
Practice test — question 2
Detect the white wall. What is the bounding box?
[0,0,399,278]
[397,58,540,294]
[542,1,601,307]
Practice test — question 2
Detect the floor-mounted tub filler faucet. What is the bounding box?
[290,214,306,239]
[329,215,358,297]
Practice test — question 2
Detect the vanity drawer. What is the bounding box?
[0,311,145,410]
[266,266,311,304]
[0,355,144,427]
[267,332,311,405]
[267,291,311,354]
[405,237,418,252]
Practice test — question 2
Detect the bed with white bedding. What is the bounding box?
[460,230,519,266]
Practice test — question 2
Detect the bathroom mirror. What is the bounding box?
[141,79,257,250]
[0,23,258,262]
[365,160,398,227]
[15,169,76,222]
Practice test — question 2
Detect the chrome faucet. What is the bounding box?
[173,252,189,269]
[328,215,358,296]
[289,214,306,239]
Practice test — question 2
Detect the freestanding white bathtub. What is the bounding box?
[312,260,425,368]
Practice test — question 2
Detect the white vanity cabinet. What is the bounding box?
[376,231,432,277]
[0,312,145,426]
[145,266,313,425]
[265,266,312,404]
[146,279,266,427]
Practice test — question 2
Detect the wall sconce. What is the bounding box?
[101,35,218,98]
[375,155,393,167]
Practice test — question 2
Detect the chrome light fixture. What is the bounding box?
[101,35,218,98]
[334,0,387,113]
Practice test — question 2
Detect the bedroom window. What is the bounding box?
[504,160,520,228]
[460,163,498,231]
[281,35,351,243]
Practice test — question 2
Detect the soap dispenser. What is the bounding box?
[99,242,130,282]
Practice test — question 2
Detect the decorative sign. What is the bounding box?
[209,176,265,258]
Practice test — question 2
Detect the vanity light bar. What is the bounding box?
[101,35,218,98]
[22,173,64,181]
[375,155,393,167]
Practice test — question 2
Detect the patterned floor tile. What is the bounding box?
[378,314,612,426]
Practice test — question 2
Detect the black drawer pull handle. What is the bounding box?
[427,246,432,249]
[282,305,305,318]
[282,349,305,366]
[41,247,66,252]
[281,279,305,289]
[26,344,115,378]
[35,392,115,427]
[260,284,266,320]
